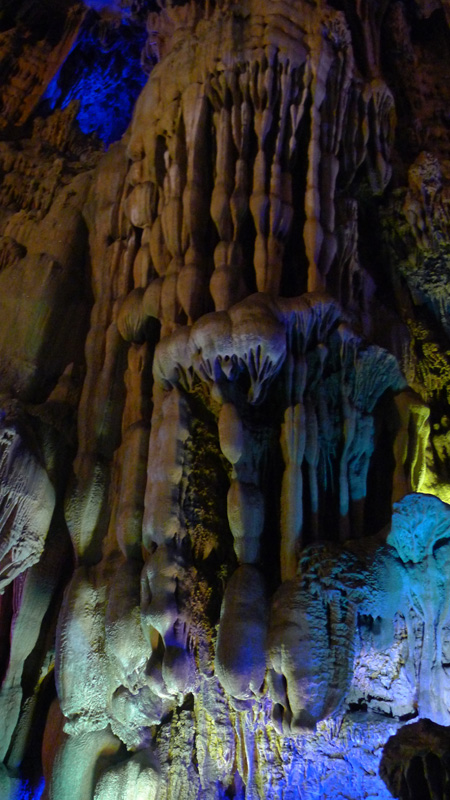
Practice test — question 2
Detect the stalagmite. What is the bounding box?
[267,572,357,732]
[141,542,196,697]
[215,565,268,702]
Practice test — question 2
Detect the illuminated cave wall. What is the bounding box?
[2,0,450,798]
[40,13,149,145]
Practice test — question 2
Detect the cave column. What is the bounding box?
[218,401,265,564]
[279,353,308,580]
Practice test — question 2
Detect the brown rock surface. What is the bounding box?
[380,718,450,799]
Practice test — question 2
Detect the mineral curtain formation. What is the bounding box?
[1,0,450,798]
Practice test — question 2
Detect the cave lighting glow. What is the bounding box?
[15,779,45,800]
[41,20,147,145]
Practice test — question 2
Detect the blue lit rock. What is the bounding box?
[40,15,148,146]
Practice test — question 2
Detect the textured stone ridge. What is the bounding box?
[2,0,450,798]
[126,0,396,328]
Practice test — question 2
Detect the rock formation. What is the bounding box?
[1,0,450,798]
[380,718,450,800]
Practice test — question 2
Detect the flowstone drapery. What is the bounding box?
[2,0,450,798]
